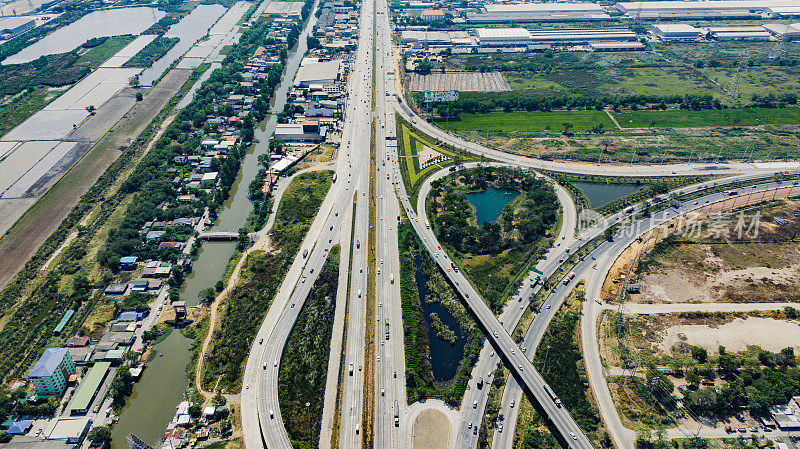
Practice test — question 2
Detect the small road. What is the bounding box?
[606,302,800,314]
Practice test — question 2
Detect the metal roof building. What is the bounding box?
[617,1,800,19]
[650,23,705,41]
[467,2,610,22]
[763,23,800,39]
[475,27,532,46]
[69,361,111,414]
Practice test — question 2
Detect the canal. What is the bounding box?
[413,255,465,382]
[572,181,646,208]
[110,6,319,448]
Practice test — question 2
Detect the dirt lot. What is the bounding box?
[412,409,449,449]
[656,316,800,354]
[637,242,800,304]
[0,68,191,289]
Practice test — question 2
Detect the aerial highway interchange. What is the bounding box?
[239,1,800,448]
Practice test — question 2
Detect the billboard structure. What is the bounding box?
[424,90,459,103]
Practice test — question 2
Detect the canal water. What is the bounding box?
[572,181,645,208]
[463,187,519,226]
[4,7,165,64]
[110,6,319,449]
[138,4,227,86]
[413,255,465,382]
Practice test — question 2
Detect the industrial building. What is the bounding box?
[400,30,470,46]
[763,23,800,40]
[617,1,800,20]
[650,23,704,41]
[475,27,638,47]
[467,2,610,23]
[475,27,532,46]
[294,59,341,87]
[706,26,773,40]
[0,17,35,40]
[28,348,76,397]
[275,121,327,142]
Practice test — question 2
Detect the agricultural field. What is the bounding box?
[437,110,614,133]
[615,108,800,128]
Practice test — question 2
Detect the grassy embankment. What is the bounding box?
[279,245,340,448]
[200,170,333,392]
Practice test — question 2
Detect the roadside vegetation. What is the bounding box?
[122,36,180,68]
[511,395,561,449]
[201,171,332,392]
[280,245,339,448]
[427,166,558,313]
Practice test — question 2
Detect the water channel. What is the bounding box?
[413,255,465,382]
[109,8,318,448]
[463,187,519,225]
[4,7,165,64]
[572,181,646,208]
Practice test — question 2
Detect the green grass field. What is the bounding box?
[438,111,615,132]
[613,107,800,128]
[398,122,459,187]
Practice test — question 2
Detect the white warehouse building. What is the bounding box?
[650,23,705,41]
[617,1,800,19]
[475,28,532,46]
[467,2,611,22]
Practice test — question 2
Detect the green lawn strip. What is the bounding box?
[122,36,181,69]
[437,111,616,133]
[77,35,136,69]
[201,170,333,392]
[613,107,800,128]
[279,245,340,447]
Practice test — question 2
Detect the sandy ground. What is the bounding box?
[412,409,449,449]
[656,317,800,353]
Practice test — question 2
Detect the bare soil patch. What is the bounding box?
[412,409,449,449]
[656,316,800,354]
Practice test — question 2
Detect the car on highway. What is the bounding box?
[510,400,514,408]
[570,432,577,440]
[473,401,477,408]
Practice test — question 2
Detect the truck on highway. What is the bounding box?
[385,319,390,340]
[349,363,354,376]
[477,377,483,389]
[332,173,337,183]
[425,220,430,229]
[544,385,562,407]
[302,249,308,258]
[450,262,458,272]
[394,400,400,426]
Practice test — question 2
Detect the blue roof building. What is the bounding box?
[8,419,33,434]
[117,311,144,322]
[28,348,76,397]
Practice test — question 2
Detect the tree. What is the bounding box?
[198,287,216,302]
[604,227,615,242]
[188,404,201,419]
[85,105,96,115]
[634,423,652,446]
[562,122,573,135]
[212,393,227,406]
[691,346,708,363]
[135,92,143,101]
[0,431,11,443]
[685,369,701,388]
[87,426,112,444]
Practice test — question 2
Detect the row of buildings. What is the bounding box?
[651,22,800,41]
